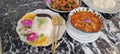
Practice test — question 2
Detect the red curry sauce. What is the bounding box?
[70,11,102,32]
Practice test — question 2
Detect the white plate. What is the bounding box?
[16,9,66,46]
[67,7,106,43]
[83,0,120,13]
[66,21,101,43]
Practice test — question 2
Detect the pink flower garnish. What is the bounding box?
[21,20,32,27]
[83,19,91,23]
[27,32,37,42]
[45,0,51,2]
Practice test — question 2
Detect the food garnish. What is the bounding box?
[37,34,45,39]
[21,20,32,27]
[37,18,45,28]
[28,36,49,46]
[21,13,35,20]
[27,32,37,42]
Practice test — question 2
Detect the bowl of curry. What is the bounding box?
[45,0,82,13]
[69,7,105,33]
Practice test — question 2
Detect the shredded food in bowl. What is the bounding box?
[50,0,79,11]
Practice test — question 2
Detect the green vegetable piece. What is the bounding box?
[64,4,69,8]
[21,33,28,37]
[56,7,61,10]
[27,26,31,28]
[37,18,45,28]
[40,34,44,37]
[37,34,44,39]
[69,1,74,4]
[24,26,31,29]
[19,27,24,31]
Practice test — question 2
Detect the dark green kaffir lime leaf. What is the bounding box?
[19,27,24,31]
[69,1,74,4]
[56,7,61,11]
[21,33,28,37]
[64,4,69,8]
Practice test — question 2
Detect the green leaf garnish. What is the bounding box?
[21,33,28,37]
[37,34,44,39]
[56,7,61,10]
[24,26,31,29]
[37,18,45,28]
[69,1,74,4]
[19,27,24,31]
[27,26,31,28]
[64,4,69,8]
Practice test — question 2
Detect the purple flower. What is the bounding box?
[45,0,51,2]
[27,32,37,42]
[83,19,91,23]
[21,20,32,27]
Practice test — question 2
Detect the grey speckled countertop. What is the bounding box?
[0,37,2,54]
[0,0,120,54]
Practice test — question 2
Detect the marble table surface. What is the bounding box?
[0,37,2,54]
[0,0,120,54]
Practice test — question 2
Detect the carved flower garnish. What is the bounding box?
[21,20,32,27]
[45,0,51,2]
[83,19,91,23]
[27,32,37,42]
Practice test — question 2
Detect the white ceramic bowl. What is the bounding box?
[45,0,82,13]
[66,7,106,43]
